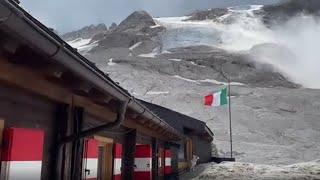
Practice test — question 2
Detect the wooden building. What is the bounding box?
[0,1,187,179]
[141,100,214,174]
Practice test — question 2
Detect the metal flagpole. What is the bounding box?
[228,77,233,159]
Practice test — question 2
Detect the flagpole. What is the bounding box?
[228,77,233,159]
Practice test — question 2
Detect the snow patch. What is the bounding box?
[190,61,206,67]
[138,48,159,58]
[67,38,98,53]
[192,160,320,180]
[107,58,116,66]
[129,42,142,50]
[173,75,199,83]
[199,79,244,86]
[150,24,162,29]
[146,91,170,95]
[173,76,244,86]
[168,58,182,62]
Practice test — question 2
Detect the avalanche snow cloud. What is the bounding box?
[156,5,320,89]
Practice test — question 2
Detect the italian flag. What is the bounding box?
[204,87,228,106]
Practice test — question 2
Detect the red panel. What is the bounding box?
[113,174,121,180]
[113,143,122,180]
[85,138,98,158]
[164,149,172,175]
[165,150,172,157]
[134,172,151,180]
[1,128,44,161]
[134,145,152,180]
[114,143,122,158]
[135,145,151,158]
[204,94,213,106]
[164,166,172,174]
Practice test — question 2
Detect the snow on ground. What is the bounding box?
[168,58,182,62]
[184,161,320,180]
[156,5,320,89]
[173,75,245,86]
[107,58,116,66]
[129,42,142,50]
[138,48,159,58]
[146,91,170,95]
[199,79,245,86]
[173,75,200,83]
[150,24,162,29]
[67,38,98,53]
[190,61,206,67]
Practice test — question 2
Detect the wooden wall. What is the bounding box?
[0,84,57,179]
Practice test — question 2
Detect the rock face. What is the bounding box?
[61,23,108,41]
[115,11,156,33]
[186,8,229,21]
[89,11,165,54]
[109,22,117,31]
[260,0,320,25]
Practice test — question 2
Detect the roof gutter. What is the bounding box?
[0,0,180,140]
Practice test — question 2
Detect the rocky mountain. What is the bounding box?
[185,0,320,26]
[61,23,108,41]
[261,0,320,25]
[63,1,320,165]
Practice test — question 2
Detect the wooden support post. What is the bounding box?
[0,119,4,161]
[53,104,69,180]
[121,129,137,180]
[152,138,158,180]
[70,107,85,180]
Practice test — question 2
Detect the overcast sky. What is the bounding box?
[20,0,280,34]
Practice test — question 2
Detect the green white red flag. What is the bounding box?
[204,87,228,106]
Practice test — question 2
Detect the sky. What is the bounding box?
[20,0,281,34]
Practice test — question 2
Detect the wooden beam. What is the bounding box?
[122,129,137,180]
[123,119,172,141]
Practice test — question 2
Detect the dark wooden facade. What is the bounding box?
[0,1,183,179]
[141,100,214,172]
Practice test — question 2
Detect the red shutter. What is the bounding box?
[134,145,152,180]
[1,128,44,180]
[113,143,122,180]
[83,138,99,180]
[164,149,172,175]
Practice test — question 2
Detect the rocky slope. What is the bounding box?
[61,23,108,41]
[185,0,320,26]
[62,1,320,165]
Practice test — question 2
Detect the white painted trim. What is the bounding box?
[165,158,171,166]
[1,161,42,180]
[113,158,122,175]
[134,158,152,172]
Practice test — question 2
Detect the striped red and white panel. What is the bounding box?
[0,128,44,180]
[83,138,98,180]
[134,144,152,180]
[164,149,172,175]
[113,143,122,180]
[158,148,164,177]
